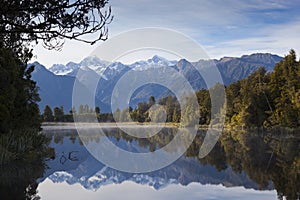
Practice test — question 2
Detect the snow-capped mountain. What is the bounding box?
[49,55,175,78]
[102,62,130,80]
[49,63,78,75]
[78,55,111,76]
[31,53,283,112]
[79,55,110,68]
[49,55,110,77]
[129,55,177,70]
[31,62,109,112]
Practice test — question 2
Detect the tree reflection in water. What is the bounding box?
[0,161,46,200]
[1,128,299,200]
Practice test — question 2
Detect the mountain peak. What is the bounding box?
[219,57,236,63]
[29,62,51,75]
[30,61,44,69]
[177,58,190,65]
[79,56,110,67]
[150,55,166,63]
[48,56,111,76]
[241,53,274,59]
[240,53,283,64]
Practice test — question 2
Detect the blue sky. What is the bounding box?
[32,0,300,67]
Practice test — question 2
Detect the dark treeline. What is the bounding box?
[42,105,114,123]
[225,49,300,128]
[42,96,180,123]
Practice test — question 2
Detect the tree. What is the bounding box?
[114,108,121,122]
[95,106,100,121]
[69,106,76,114]
[137,102,148,122]
[120,108,129,122]
[0,0,113,164]
[54,106,64,122]
[78,104,84,114]
[130,108,138,122]
[148,96,155,107]
[0,48,41,133]
[223,50,300,128]
[268,50,300,127]
[95,106,100,114]
[84,104,90,113]
[196,89,211,125]
[172,107,179,123]
[0,0,113,51]
[43,105,54,122]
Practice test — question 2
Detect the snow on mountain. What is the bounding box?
[32,53,283,113]
[49,55,110,77]
[79,55,110,76]
[102,62,129,80]
[48,55,175,79]
[80,55,110,67]
[30,61,110,112]
[130,55,177,70]
[49,63,77,75]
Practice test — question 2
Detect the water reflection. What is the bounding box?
[39,127,299,200]
[1,127,299,200]
[0,160,45,200]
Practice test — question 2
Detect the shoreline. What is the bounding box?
[41,122,300,134]
[41,122,180,129]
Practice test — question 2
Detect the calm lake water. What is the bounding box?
[1,125,299,200]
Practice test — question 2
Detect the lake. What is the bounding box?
[0,125,299,200]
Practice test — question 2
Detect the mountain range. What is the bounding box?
[31,53,283,112]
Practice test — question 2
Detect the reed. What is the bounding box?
[0,129,49,165]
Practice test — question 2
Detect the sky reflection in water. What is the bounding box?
[33,126,299,200]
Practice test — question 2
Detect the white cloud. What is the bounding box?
[206,19,300,59]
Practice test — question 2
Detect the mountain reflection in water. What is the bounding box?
[0,126,299,200]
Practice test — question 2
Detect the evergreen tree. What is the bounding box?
[137,102,148,122]
[54,106,64,122]
[78,105,84,114]
[114,108,121,122]
[120,109,129,122]
[95,106,100,114]
[196,89,211,125]
[0,48,41,133]
[83,104,90,113]
[43,105,54,122]
[0,0,113,166]
[172,107,179,123]
[148,96,156,107]
[69,106,76,114]
[268,50,299,127]
[130,108,139,122]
